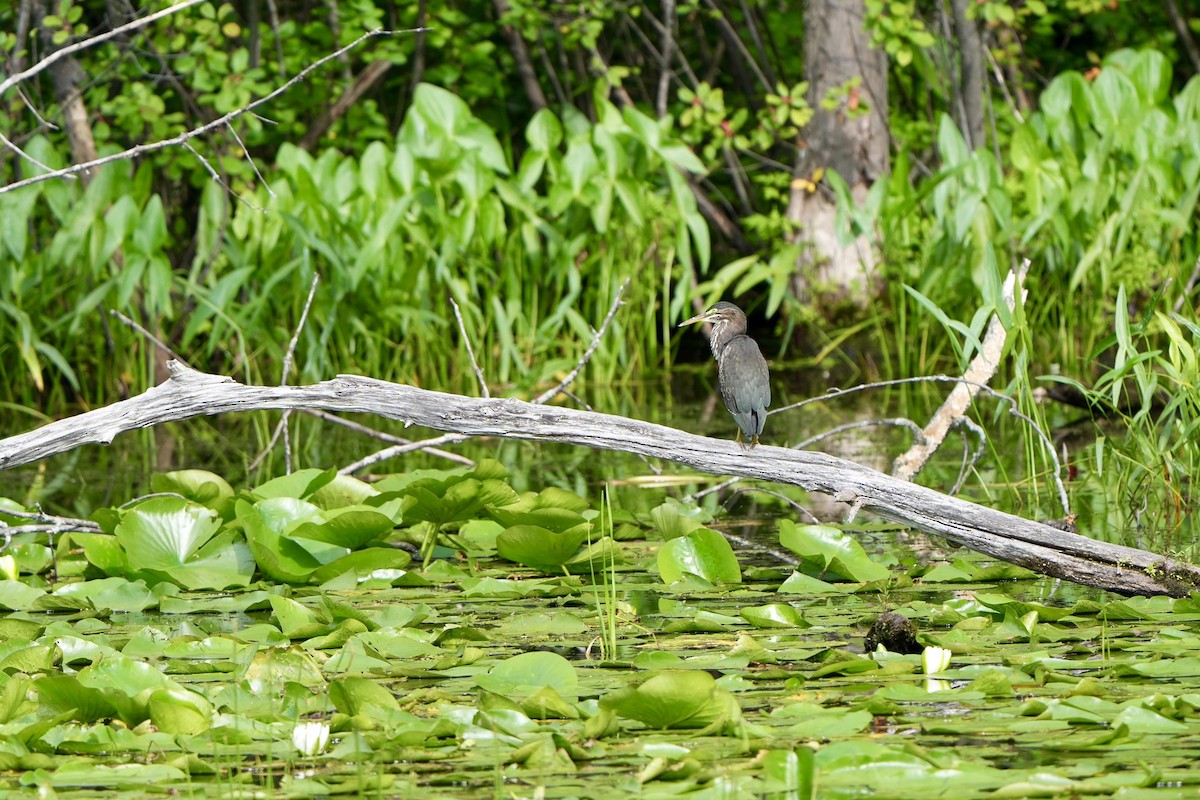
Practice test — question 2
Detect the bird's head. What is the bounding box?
[679,301,746,329]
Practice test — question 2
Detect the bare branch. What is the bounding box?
[533,278,630,405]
[248,272,321,473]
[892,263,1025,479]
[450,296,490,399]
[109,309,184,362]
[1,28,416,196]
[0,0,208,98]
[339,432,472,475]
[302,409,474,467]
[1,361,1195,597]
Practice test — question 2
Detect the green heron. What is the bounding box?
[680,301,771,447]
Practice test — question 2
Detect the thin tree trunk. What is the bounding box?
[409,0,427,91]
[786,0,888,308]
[36,0,98,184]
[493,0,548,111]
[950,0,985,150]
[1165,0,1200,76]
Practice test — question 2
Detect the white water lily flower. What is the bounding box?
[292,721,330,756]
[922,645,952,675]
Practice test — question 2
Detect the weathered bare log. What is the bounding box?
[3,361,1198,598]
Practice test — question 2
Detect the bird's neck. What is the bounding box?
[709,321,739,359]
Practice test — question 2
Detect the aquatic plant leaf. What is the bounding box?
[520,686,579,720]
[239,501,322,584]
[76,654,180,726]
[488,507,588,532]
[151,470,235,517]
[115,497,221,572]
[779,521,890,583]
[35,675,117,722]
[921,562,975,582]
[250,468,336,500]
[309,547,412,584]
[329,676,401,717]
[496,524,588,571]
[602,670,737,730]
[633,652,685,670]
[649,500,710,539]
[657,528,741,585]
[73,532,129,577]
[1110,705,1187,734]
[309,473,378,509]
[741,603,811,629]
[244,647,327,687]
[0,636,53,672]
[50,577,161,613]
[763,748,815,798]
[149,686,212,735]
[162,529,256,590]
[290,507,395,549]
[565,536,621,571]
[480,651,579,700]
[1128,657,1200,677]
[268,595,331,639]
[43,762,189,789]
[0,580,46,611]
[402,478,489,526]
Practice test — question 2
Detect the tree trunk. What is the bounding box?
[786,0,888,308]
[36,0,98,184]
[951,0,985,150]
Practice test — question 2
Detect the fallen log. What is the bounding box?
[2,360,1198,597]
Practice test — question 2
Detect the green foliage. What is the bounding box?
[0,80,709,402]
[863,0,935,67]
[779,521,893,583]
[860,48,1200,523]
[4,468,1200,794]
[656,527,742,586]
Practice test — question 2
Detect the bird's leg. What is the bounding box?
[749,435,760,448]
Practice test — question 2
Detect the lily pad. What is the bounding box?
[657,528,741,585]
[601,670,740,731]
[496,524,588,571]
[779,521,890,583]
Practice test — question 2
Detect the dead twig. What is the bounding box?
[450,296,490,399]
[1,28,417,196]
[248,272,320,474]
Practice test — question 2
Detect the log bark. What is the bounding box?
[2,362,1198,598]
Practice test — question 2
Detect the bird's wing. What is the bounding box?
[718,337,771,435]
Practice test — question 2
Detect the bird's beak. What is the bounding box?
[679,312,710,328]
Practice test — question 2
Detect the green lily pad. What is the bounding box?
[779,521,890,583]
[115,497,220,572]
[478,651,579,700]
[0,579,46,610]
[151,470,235,517]
[35,675,117,722]
[496,524,588,571]
[602,670,740,730]
[741,603,812,628]
[657,528,741,585]
[149,686,212,735]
